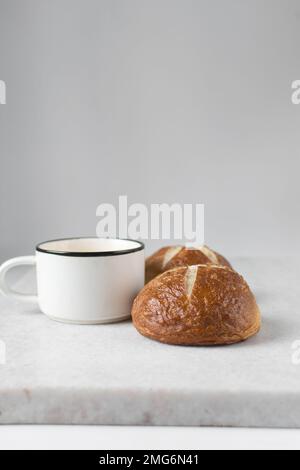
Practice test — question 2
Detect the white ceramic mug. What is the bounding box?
[0,238,145,324]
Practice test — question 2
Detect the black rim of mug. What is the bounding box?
[36,237,145,257]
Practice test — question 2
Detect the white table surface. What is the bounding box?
[0,257,300,436]
[0,426,300,450]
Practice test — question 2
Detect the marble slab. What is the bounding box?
[0,257,300,427]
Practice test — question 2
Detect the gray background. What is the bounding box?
[1,0,299,262]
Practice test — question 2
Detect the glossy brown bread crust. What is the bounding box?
[145,246,232,283]
[132,265,261,346]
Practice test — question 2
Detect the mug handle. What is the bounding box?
[0,256,38,303]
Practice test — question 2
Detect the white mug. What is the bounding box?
[0,238,145,324]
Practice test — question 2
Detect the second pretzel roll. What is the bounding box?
[145,245,232,283]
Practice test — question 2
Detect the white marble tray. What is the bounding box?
[0,257,299,427]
